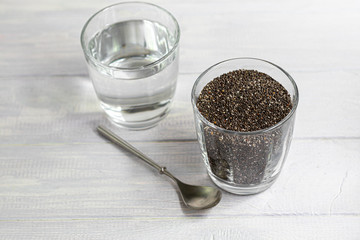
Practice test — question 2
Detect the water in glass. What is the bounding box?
[87,20,178,129]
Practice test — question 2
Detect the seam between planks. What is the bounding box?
[0,213,359,222]
[1,136,360,147]
[1,68,360,79]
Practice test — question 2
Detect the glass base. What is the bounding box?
[106,110,169,130]
[208,172,278,195]
[101,100,172,130]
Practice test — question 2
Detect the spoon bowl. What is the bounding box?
[161,168,222,209]
[97,125,222,210]
[177,180,222,209]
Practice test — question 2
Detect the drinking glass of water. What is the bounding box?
[81,2,180,129]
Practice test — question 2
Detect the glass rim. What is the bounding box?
[191,57,299,136]
[80,1,180,71]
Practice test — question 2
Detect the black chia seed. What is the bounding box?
[197,69,293,185]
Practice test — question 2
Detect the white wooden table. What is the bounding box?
[1,0,359,239]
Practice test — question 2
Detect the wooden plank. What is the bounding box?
[0,216,359,239]
[0,70,360,144]
[1,139,359,219]
[0,0,359,77]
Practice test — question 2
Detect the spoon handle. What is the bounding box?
[97,125,164,173]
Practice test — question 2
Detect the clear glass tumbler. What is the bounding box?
[191,58,299,195]
[81,2,180,129]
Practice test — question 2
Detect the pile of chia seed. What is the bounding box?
[197,69,293,185]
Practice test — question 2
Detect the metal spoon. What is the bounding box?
[97,125,222,210]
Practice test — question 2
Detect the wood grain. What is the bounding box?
[1,139,359,219]
[1,0,360,239]
[0,0,359,77]
[0,70,359,144]
[1,216,359,240]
